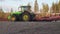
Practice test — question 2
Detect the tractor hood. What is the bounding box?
[11,11,22,15]
[8,11,22,20]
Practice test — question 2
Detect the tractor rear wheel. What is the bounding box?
[19,12,31,21]
[19,11,35,21]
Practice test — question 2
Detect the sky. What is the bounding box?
[0,0,59,12]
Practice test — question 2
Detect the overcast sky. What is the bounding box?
[0,0,59,12]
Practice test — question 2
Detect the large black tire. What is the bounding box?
[19,11,34,21]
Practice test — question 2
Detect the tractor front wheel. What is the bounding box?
[10,16,16,21]
[10,14,19,21]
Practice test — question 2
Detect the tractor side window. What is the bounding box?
[21,7,28,12]
[24,7,28,11]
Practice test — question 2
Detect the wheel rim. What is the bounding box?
[23,15,29,21]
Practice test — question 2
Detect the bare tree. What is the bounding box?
[42,3,49,17]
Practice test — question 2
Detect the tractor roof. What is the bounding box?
[20,6,31,8]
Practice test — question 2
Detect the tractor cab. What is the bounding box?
[20,6,31,12]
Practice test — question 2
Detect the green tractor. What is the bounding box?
[8,6,35,21]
